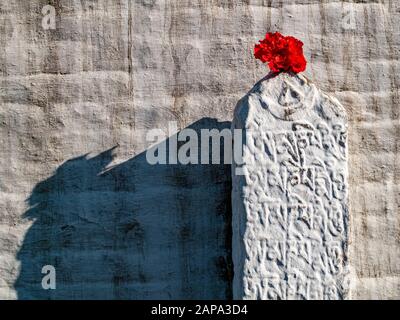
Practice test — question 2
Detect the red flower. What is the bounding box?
[254,32,307,73]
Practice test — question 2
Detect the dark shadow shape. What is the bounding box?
[15,117,232,299]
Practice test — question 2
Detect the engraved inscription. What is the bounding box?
[232,73,349,300]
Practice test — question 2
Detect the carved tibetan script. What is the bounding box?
[232,73,349,300]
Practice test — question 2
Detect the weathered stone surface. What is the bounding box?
[232,72,349,299]
[0,0,399,299]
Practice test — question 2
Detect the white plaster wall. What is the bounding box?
[0,0,399,299]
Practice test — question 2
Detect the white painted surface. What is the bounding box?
[232,72,349,299]
[0,0,399,299]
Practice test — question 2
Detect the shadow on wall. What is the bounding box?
[15,118,233,299]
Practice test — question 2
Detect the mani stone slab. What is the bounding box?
[232,72,349,300]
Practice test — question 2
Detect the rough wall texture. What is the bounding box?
[0,0,399,299]
[232,73,350,299]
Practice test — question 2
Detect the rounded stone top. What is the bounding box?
[253,72,317,121]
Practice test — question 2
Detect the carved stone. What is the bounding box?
[232,72,349,300]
